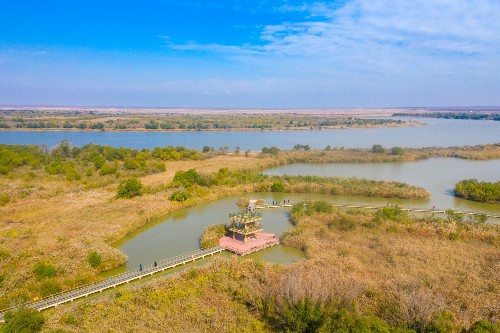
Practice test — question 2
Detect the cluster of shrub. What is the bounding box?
[257,297,497,333]
[167,168,268,202]
[0,142,202,181]
[167,166,427,204]
[454,179,500,204]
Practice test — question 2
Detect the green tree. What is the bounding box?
[117,178,143,199]
[391,146,405,155]
[87,251,102,268]
[468,320,499,333]
[2,308,45,333]
[280,298,327,333]
[271,181,285,192]
[327,308,392,333]
[99,164,118,176]
[262,146,280,155]
[371,144,385,153]
[33,262,57,279]
[93,154,106,169]
[169,190,191,202]
[39,279,62,297]
[454,179,500,204]
[173,169,204,187]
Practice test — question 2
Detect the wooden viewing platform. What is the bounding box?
[228,211,263,243]
[0,246,224,323]
[220,210,280,255]
[220,232,280,256]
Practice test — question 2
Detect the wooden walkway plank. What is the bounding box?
[254,202,499,219]
[0,246,224,322]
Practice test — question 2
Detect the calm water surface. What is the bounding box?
[108,158,499,274]
[264,158,500,214]
[1,118,498,150]
[109,193,305,274]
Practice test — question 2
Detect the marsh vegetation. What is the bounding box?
[0,142,498,332]
[29,204,499,332]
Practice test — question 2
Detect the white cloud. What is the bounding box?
[164,0,500,73]
[153,0,500,107]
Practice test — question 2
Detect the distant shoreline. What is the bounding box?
[1,106,497,117]
[0,121,425,133]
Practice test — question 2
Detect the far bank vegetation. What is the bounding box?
[0,111,409,132]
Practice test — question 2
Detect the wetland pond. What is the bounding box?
[108,157,499,275]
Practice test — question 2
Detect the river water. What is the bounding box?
[1,118,499,150]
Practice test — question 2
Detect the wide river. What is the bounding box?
[1,118,499,150]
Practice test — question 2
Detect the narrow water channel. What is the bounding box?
[108,193,306,275]
[264,158,500,214]
[107,157,499,276]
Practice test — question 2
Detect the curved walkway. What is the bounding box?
[0,246,223,322]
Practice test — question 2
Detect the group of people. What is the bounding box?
[139,261,158,272]
[271,199,290,205]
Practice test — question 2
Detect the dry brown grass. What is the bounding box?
[0,155,277,308]
[274,144,500,163]
[42,259,270,333]
[281,209,500,327]
[36,208,499,331]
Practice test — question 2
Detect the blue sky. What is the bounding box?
[1,0,499,108]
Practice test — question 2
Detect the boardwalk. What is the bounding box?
[0,246,223,322]
[256,202,500,219]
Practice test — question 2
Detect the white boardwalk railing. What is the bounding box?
[0,246,224,322]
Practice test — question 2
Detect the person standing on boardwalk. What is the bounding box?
[139,264,142,272]
[154,261,157,268]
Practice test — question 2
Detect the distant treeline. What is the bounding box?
[394,112,500,121]
[454,179,500,204]
[0,113,405,131]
